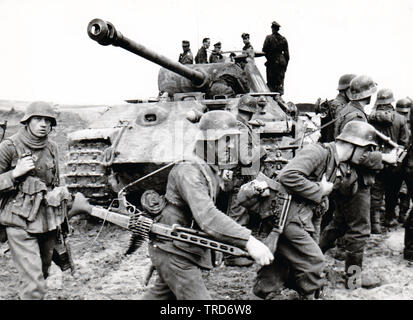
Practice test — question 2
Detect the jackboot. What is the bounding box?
[404,216,413,262]
[398,208,408,224]
[384,210,398,228]
[344,251,381,289]
[370,211,382,234]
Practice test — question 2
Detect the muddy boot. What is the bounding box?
[398,208,408,224]
[344,251,381,290]
[384,217,398,228]
[370,211,382,234]
[404,215,413,262]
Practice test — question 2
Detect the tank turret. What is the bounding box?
[62,19,306,207]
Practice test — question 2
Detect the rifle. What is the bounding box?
[52,200,75,275]
[253,173,292,253]
[374,129,407,164]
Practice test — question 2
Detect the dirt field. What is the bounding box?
[1,100,413,300]
[1,218,412,300]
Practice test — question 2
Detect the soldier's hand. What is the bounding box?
[245,235,274,266]
[381,148,398,165]
[319,174,333,196]
[12,156,35,178]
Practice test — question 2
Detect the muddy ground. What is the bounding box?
[1,100,413,300]
[1,219,412,300]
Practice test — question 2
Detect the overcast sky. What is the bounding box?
[1,0,412,105]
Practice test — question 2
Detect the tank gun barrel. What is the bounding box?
[87,19,206,87]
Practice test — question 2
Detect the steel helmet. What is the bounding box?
[376,88,395,105]
[196,110,240,141]
[237,94,258,113]
[336,121,377,147]
[347,75,377,101]
[337,74,357,91]
[20,101,57,126]
[396,98,412,114]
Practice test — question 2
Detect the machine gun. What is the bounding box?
[68,192,249,257]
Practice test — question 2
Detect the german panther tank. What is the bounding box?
[64,18,307,208]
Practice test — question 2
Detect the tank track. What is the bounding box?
[64,140,115,205]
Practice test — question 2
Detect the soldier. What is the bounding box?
[141,111,274,300]
[396,98,412,223]
[178,40,193,65]
[224,95,265,267]
[334,75,377,138]
[195,37,210,64]
[209,42,223,63]
[237,121,392,299]
[0,101,67,299]
[320,121,398,289]
[262,21,290,95]
[369,89,409,233]
[318,74,357,144]
[404,98,413,261]
[241,33,254,58]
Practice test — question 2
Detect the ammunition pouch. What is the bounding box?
[369,110,394,127]
[4,176,47,222]
[44,186,72,230]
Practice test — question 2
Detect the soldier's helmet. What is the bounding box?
[336,121,377,147]
[20,101,57,126]
[196,110,240,141]
[376,88,395,105]
[347,75,377,101]
[396,98,412,114]
[237,94,258,114]
[337,74,357,91]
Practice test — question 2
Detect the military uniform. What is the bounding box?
[178,50,194,65]
[262,30,289,94]
[195,46,208,64]
[369,104,409,228]
[141,159,252,300]
[0,126,62,299]
[334,100,367,139]
[239,142,340,298]
[209,51,223,63]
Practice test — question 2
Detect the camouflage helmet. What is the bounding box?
[337,74,357,91]
[336,121,377,147]
[20,101,57,126]
[237,94,258,113]
[347,75,377,101]
[376,88,395,105]
[196,110,240,141]
[396,98,412,114]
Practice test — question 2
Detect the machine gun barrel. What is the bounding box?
[87,18,207,87]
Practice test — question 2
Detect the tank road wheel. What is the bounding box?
[64,139,116,205]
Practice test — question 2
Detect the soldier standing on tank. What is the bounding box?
[320,76,399,289]
[141,111,274,300]
[369,89,409,234]
[262,21,289,95]
[195,37,210,64]
[0,101,68,300]
[178,40,193,65]
[241,33,254,58]
[395,98,412,224]
[209,42,223,63]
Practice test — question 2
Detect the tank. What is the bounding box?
[64,18,307,208]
